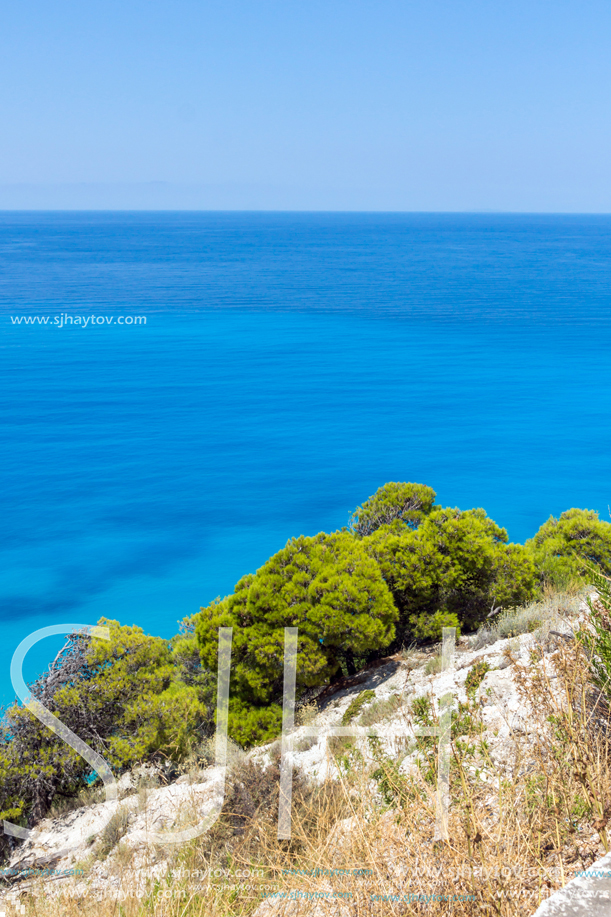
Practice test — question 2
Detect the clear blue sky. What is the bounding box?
[1,0,610,210]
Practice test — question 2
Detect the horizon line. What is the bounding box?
[1,208,611,215]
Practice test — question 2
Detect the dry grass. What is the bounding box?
[359,693,404,727]
[471,590,585,649]
[424,648,443,676]
[9,634,611,917]
[47,783,107,818]
[295,700,320,727]
[97,805,132,858]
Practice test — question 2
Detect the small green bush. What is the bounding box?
[465,660,490,696]
[410,695,433,725]
[328,735,356,758]
[371,755,411,808]
[341,689,376,725]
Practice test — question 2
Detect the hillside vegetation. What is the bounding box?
[2,482,611,841]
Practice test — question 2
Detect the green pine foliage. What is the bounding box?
[364,505,537,643]
[349,482,438,537]
[526,508,611,589]
[195,531,397,746]
[0,620,211,837]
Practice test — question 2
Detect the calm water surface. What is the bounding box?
[1,212,610,702]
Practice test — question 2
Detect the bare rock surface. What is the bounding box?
[530,850,611,916]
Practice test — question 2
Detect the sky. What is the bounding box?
[0,0,610,211]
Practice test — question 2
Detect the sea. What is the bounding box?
[1,211,611,707]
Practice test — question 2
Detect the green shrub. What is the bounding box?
[341,689,376,725]
[328,735,356,758]
[365,506,537,643]
[371,754,411,808]
[0,620,210,834]
[526,508,611,589]
[410,695,433,725]
[465,661,490,696]
[196,531,397,745]
[412,610,461,642]
[227,699,284,748]
[349,482,437,537]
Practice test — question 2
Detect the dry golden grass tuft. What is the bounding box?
[11,635,611,917]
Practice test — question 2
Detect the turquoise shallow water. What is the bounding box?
[1,212,611,704]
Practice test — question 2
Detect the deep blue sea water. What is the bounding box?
[1,211,611,706]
